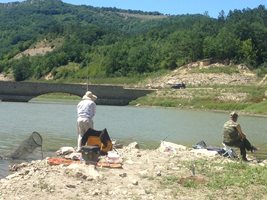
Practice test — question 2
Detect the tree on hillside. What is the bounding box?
[1,1,267,80]
[12,57,32,81]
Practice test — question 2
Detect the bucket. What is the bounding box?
[81,146,100,164]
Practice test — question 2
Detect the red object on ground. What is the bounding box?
[47,157,77,166]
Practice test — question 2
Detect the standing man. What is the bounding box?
[223,111,257,161]
[76,91,97,152]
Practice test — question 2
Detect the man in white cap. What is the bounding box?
[223,111,257,161]
[76,91,97,152]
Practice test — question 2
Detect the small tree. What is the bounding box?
[12,57,32,81]
[239,39,257,66]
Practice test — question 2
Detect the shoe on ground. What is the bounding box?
[251,146,258,153]
[242,157,249,162]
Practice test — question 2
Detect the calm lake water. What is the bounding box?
[1,100,267,178]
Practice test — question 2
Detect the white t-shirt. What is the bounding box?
[77,99,96,119]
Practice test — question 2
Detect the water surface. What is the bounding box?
[1,101,266,178]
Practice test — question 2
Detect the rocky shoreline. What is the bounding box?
[1,142,267,200]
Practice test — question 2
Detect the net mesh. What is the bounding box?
[9,131,43,159]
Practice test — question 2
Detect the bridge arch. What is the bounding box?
[0,81,154,105]
[30,92,82,102]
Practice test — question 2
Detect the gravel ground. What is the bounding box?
[1,142,266,200]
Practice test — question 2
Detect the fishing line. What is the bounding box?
[87,64,89,91]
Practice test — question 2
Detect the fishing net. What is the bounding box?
[9,131,43,160]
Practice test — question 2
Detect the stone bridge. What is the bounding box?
[0,81,154,105]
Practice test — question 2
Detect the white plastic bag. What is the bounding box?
[158,141,187,154]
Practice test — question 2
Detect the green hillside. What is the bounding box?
[0,0,267,82]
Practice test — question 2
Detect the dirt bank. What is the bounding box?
[0,142,266,200]
[141,61,258,88]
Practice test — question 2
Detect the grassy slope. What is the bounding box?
[132,86,267,116]
[129,66,267,116]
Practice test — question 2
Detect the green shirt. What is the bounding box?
[223,120,241,144]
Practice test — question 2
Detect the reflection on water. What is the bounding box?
[0,160,9,179]
[0,101,267,178]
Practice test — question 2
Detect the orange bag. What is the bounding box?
[81,128,113,154]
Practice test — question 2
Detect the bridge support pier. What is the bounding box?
[0,95,34,102]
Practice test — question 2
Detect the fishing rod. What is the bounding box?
[162,135,169,142]
[156,135,169,149]
[87,64,89,91]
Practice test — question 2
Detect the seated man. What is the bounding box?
[223,111,257,161]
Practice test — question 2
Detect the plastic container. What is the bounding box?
[107,151,120,163]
